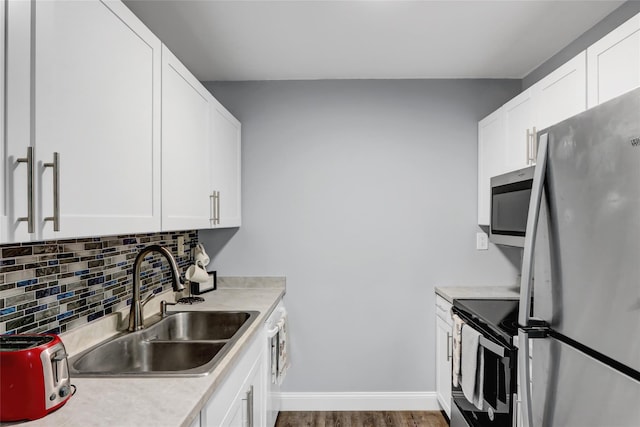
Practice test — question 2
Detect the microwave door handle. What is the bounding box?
[519,132,548,327]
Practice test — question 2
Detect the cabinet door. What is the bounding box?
[210,99,242,228]
[477,108,506,226]
[435,314,452,418]
[202,331,266,427]
[0,0,5,243]
[220,397,244,427]
[587,13,640,108]
[533,52,587,131]
[219,351,265,427]
[34,0,161,240]
[5,0,37,242]
[161,45,212,231]
[504,90,535,171]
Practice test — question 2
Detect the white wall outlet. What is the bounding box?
[476,232,489,250]
[177,236,185,256]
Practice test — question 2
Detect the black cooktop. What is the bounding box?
[452,299,519,346]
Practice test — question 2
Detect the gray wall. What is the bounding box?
[523,0,640,89]
[199,79,522,393]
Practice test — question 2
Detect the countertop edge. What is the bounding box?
[435,286,520,304]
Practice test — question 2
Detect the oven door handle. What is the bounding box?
[479,335,505,358]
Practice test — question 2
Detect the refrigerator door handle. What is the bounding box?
[519,132,549,327]
[518,329,534,427]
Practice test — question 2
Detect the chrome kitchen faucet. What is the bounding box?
[128,245,185,332]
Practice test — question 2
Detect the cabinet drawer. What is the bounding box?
[435,295,452,324]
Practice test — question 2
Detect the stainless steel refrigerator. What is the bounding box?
[518,87,640,427]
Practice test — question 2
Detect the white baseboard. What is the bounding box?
[277,391,440,412]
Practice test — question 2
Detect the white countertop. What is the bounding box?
[435,286,520,303]
[6,281,285,427]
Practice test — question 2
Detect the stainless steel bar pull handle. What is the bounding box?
[446,332,452,361]
[531,127,537,162]
[215,191,220,225]
[16,147,35,233]
[526,129,531,165]
[43,152,60,231]
[242,385,254,427]
[214,191,216,225]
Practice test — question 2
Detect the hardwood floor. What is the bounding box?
[275,411,449,427]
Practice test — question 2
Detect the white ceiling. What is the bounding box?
[124,0,624,82]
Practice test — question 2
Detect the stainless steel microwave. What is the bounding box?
[489,166,535,247]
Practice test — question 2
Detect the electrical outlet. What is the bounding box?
[476,232,489,250]
[177,236,185,256]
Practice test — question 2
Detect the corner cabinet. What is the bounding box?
[4,0,162,242]
[587,12,640,108]
[435,295,453,418]
[210,99,242,228]
[201,329,266,427]
[161,46,242,231]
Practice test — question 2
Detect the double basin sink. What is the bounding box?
[69,310,259,377]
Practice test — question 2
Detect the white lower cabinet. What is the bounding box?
[435,295,453,418]
[201,330,266,427]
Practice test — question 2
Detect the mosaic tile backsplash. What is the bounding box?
[0,231,198,335]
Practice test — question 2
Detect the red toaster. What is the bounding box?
[0,334,72,421]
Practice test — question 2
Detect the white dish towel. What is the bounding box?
[276,313,290,385]
[461,324,484,410]
[452,314,464,387]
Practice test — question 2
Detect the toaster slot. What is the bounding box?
[50,350,69,386]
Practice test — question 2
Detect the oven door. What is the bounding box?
[452,333,516,427]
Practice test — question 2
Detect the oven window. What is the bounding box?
[482,348,509,411]
[491,180,532,236]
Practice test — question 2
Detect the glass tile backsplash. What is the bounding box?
[0,231,197,335]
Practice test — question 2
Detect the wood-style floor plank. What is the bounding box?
[275,411,449,427]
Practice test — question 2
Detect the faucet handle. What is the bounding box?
[160,300,178,318]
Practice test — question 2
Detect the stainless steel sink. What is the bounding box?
[69,310,259,377]
[145,311,253,341]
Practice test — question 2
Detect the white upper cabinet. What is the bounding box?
[0,0,5,244]
[532,51,587,131]
[161,45,213,231]
[210,99,242,228]
[587,13,640,108]
[478,108,506,226]
[477,52,586,226]
[4,0,162,242]
[504,89,536,172]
